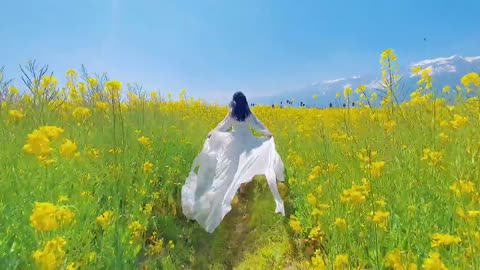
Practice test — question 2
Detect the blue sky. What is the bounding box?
[1,0,479,103]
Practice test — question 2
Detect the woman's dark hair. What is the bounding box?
[229,91,251,121]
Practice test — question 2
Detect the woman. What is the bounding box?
[181,91,285,233]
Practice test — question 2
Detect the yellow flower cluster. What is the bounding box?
[340,179,370,204]
[8,109,25,120]
[23,126,64,166]
[60,139,80,158]
[138,135,152,148]
[367,210,390,231]
[146,231,164,257]
[461,72,480,88]
[421,148,444,168]
[422,252,448,270]
[32,237,66,270]
[384,248,417,270]
[23,125,80,165]
[358,148,385,177]
[72,106,91,123]
[449,179,475,197]
[30,202,75,231]
[105,80,122,101]
[96,210,114,230]
[431,233,461,247]
[128,221,145,242]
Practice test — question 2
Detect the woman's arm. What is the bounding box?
[209,111,232,137]
[249,112,272,137]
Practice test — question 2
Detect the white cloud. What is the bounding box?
[322,78,345,84]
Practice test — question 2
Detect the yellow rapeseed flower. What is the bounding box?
[147,231,164,256]
[142,203,153,216]
[343,86,353,98]
[421,148,444,168]
[128,221,144,241]
[30,202,74,231]
[87,148,101,159]
[384,120,396,132]
[105,80,122,100]
[60,139,80,158]
[96,210,114,229]
[334,254,349,270]
[438,132,449,143]
[368,210,390,230]
[431,233,461,247]
[307,193,317,206]
[422,252,448,270]
[40,75,58,89]
[449,179,475,197]
[289,215,302,233]
[66,68,78,77]
[138,136,152,148]
[334,218,346,231]
[356,85,367,93]
[23,130,53,157]
[341,179,370,204]
[411,65,422,75]
[88,77,98,88]
[370,161,386,178]
[9,86,19,95]
[143,161,154,174]
[384,248,402,269]
[8,109,24,120]
[95,101,109,111]
[460,72,480,87]
[311,250,326,269]
[150,91,158,100]
[72,106,91,122]
[449,114,468,129]
[32,237,66,270]
[38,126,64,140]
[384,248,417,270]
[66,262,78,270]
[57,195,69,204]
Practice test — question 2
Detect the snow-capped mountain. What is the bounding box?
[251,55,480,108]
[411,55,480,75]
[406,55,480,93]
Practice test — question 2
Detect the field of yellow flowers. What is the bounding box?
[0,49,479,269]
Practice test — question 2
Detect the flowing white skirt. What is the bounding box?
[181,130,285,233]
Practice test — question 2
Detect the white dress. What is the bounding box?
[181,111,286,233]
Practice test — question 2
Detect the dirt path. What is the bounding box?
[189,177,299,270]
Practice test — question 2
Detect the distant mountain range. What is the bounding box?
[250,55,480,108]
